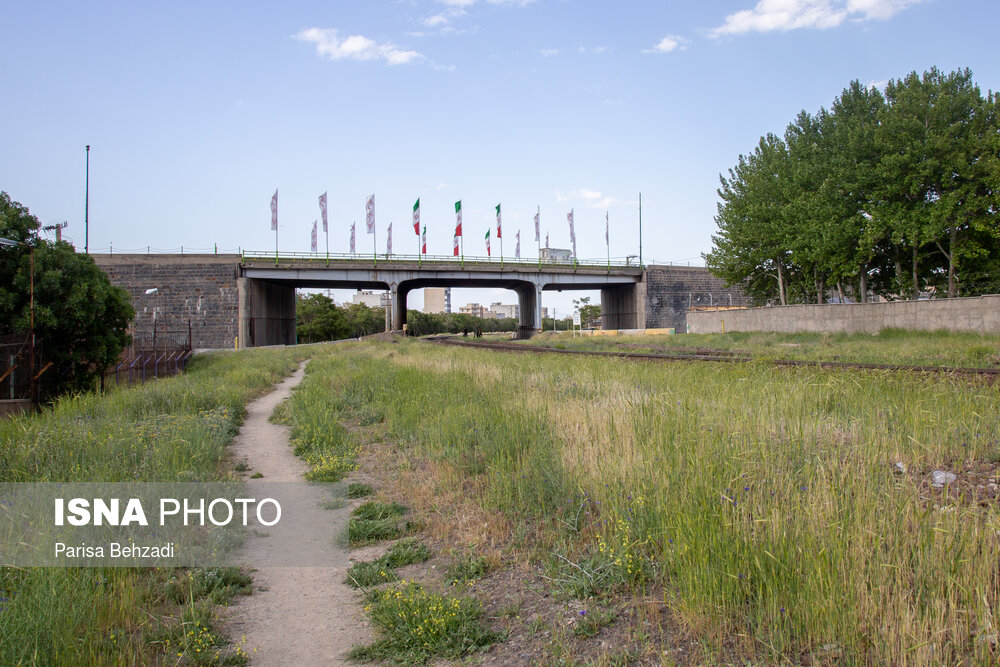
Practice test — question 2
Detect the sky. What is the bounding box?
[2,0,998,314]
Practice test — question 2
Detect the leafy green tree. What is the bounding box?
[706,67,999,303]
[296,293,351,342]
[706,133,794,305]
[0,191,133,396]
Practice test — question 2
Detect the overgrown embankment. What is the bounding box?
[292,338,1000,665]
[0,347,306,665]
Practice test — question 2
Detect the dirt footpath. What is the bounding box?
[226,362,370,665]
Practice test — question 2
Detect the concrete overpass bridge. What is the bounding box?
[92,252,748,349]
[240,251,645,342]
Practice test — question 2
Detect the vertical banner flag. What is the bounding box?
[421,225,427,254]
[534,206,540,242]
[454,200,462,236]
[567,209,576,258]
[545,232,549,249]
[515,230,520,259]
[453,233,459,256]
[270,189,278,230]
[387,222,393,255]
[485,229,491,256]
[319,192,328,232]
[366,194,375,234]
[311,220,318,253]
[350,222,356,253]
[413,198,420,235]
[495,204,502,238]
[605,210,609,247]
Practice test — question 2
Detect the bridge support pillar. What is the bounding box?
[513,282,541,339]
[238,278,296,347]
[390,283,412,332]
[601,280,645,330]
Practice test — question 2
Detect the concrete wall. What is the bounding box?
[601,283,645,330]
[238,278,297,347]
[93,254,241,349]
[644,266,751,332]
[687,295,1000,334]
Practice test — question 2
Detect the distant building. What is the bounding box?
[540,247,573,262]
[459,303,486,318]
[541,307,549,319]
[352,290,386,308]
[489,302,518,319]
[424,287,451,314]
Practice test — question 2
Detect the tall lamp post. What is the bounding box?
[85,145,90,254]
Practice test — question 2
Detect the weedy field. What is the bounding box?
[0,348,307,665]
[302,337,1000,665]
[518,329,1000,369]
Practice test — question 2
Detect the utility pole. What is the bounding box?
[85,145,90,254]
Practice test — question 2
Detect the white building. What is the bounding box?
[352,290,387,308]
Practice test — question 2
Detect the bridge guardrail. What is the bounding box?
[239,250,643,271]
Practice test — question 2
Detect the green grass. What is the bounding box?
[519,328,1000,368]
[296,338,1000,665]
[445,553,490,584]
[348,581,504,664]
[0,347,306,665]
[347,482,374,498]
[345,539,433,589]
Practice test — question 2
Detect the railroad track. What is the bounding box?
[426,335,1000,378]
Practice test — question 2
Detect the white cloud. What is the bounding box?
[540,48,559,57]
[709,0,920,37]
[295,28,424,65]
[556,189,617,209]
[644,35,686,53]
[593,46,610,54]
[422,13,450,27]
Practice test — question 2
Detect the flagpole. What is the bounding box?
[325,225,329,266]
[607,211,610,271]
[537,206,541,269]
[638,192,643,269]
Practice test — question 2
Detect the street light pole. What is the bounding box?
[85,145,90,254]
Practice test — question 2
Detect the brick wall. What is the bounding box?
[92,254,241,349]
[644,266,751,331]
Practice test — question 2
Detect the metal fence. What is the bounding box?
[0,334,31,400]
[104,327,194,387]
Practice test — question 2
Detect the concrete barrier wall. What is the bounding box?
[687,295,1000,334]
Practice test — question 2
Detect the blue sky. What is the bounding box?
[3,0,998,314]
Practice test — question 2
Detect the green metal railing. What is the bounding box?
[239,250,643,271]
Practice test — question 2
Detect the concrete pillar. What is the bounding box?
[390,283,411,332]
[514,282,540,339]
[601,282,644,330]
[238,278,296,347]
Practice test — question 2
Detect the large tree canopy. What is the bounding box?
[706,67,1000,304]
[0,191,134,396]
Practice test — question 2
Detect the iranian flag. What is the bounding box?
[350,222,356,254]
[495,203,501,238]
[270,189,278,230]
[515,230,520,259]
[365,194,375,234]
[453,233,459,256]
[319,192,328,232]
[485,229,491,256]
[534,207,540,242]
[421,225,427,254]
[454,200,463,236]
[387,222,393,255]
[413,198,420,235]
[311,220,318,253]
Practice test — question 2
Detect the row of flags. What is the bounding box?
[271,190,608,258]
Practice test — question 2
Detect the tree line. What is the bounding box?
[296,293,525,342]
[705,67,1000,305]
